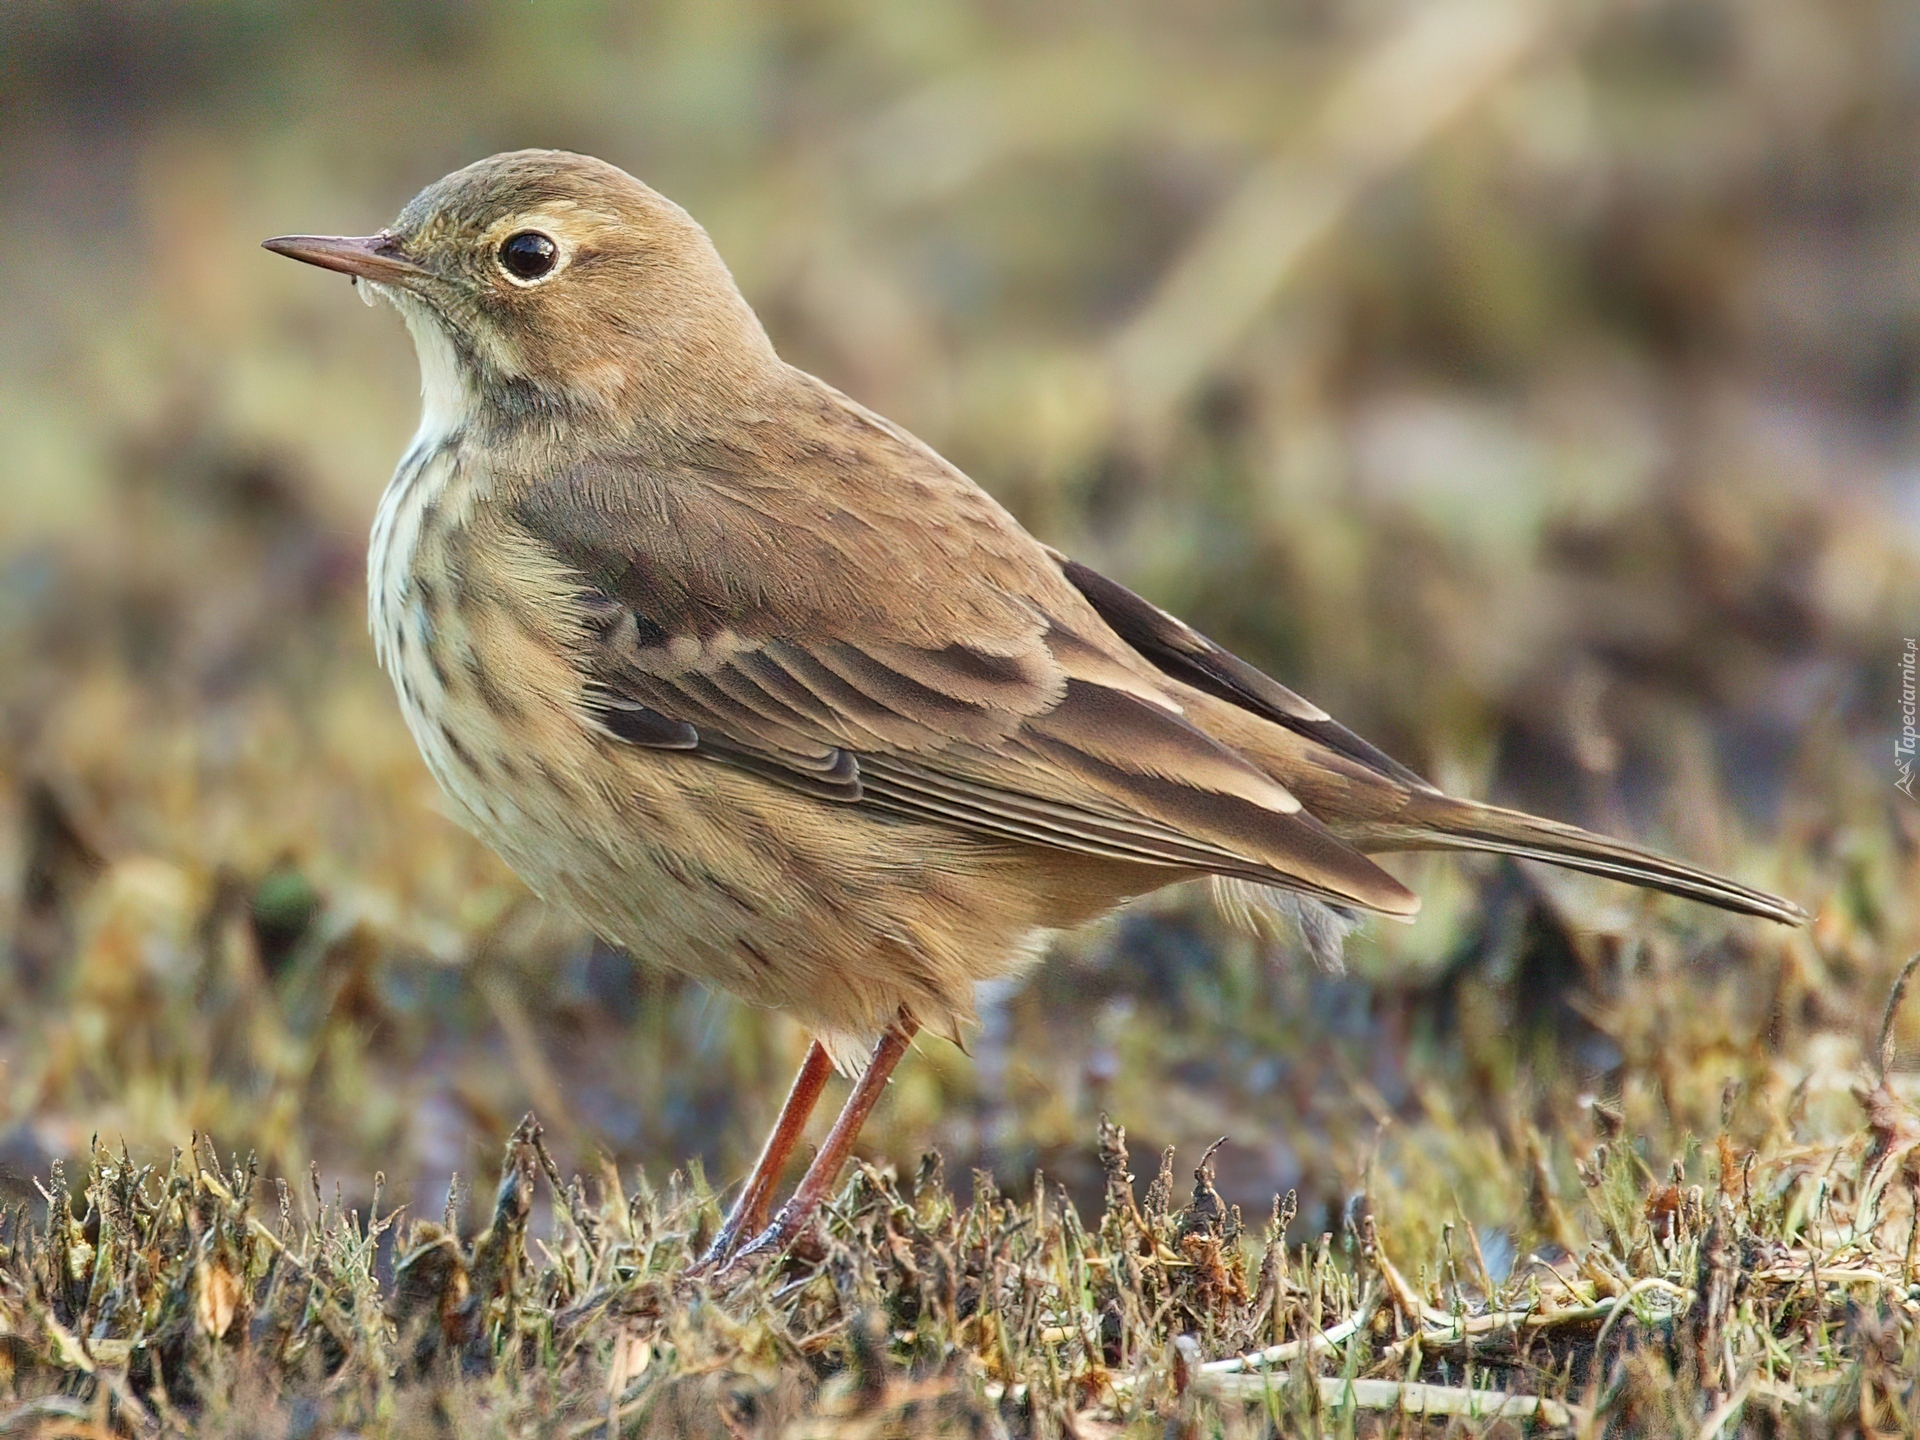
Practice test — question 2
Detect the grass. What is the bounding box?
[0,962,1913,1436]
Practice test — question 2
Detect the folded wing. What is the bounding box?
[513,456,1421,917]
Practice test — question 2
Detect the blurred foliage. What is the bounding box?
[2,0,1920,1430]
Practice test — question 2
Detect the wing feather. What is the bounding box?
[507,407,1420,918]
[1047,548,1434,791]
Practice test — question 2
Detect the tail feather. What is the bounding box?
[1366,794,1808,926]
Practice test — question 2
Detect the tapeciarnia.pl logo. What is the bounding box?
[1900,638,1917,799]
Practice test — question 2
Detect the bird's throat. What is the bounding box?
[389,292,478,454]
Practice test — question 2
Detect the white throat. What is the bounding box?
[387,289,475,452]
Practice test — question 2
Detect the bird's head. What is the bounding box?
[265,150,777,439]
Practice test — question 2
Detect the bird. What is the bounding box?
[265,150,1806,1270]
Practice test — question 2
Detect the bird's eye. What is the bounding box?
[498,231,559,282]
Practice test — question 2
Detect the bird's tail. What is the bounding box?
[1361,793,1807,926]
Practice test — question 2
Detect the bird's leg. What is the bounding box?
[693,1039,835,1271]
[727,1014,919,1268]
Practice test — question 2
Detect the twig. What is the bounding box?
[1412,1299,1615,1351]
[1368,1230,1620,1348]
[1754,1265,1919,1294]
[1199,1314,1363,1374]
[1098,1290,1377,1404]
[1196,1372,1581,1428]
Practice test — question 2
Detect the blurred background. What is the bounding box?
[1,0,1917,1260]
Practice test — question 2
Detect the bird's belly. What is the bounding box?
[395,676,1152,1057]
[380,627,781,991]
[372,544,1153,1051]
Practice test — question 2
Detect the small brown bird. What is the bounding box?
[266,151,1805,1268]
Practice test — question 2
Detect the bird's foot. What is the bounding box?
[720,1199,815,1272]
[682,1222,752,1282]
[683,1198,820,1285]
[680,1020,917,1288]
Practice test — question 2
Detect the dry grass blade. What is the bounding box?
[1877,952,1920,1082]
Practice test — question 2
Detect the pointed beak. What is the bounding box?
[261,232,427,285]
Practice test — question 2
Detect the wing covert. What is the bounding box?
[505,410,1420,916]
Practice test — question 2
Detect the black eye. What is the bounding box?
[498,231,558,281]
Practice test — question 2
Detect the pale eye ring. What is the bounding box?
[498,230,559,282]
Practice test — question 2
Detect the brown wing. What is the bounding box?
[510,395,1419,917]
[1044,547,1436,792]
[1038,551,1806,926]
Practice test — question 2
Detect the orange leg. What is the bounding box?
[729,1015,919,1267]
[695,1039,834,1271]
